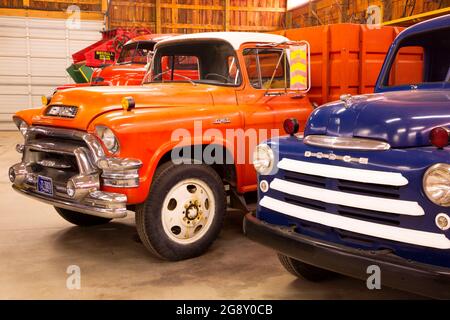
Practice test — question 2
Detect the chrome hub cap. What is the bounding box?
[162,179,215,244]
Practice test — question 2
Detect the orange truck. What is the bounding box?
[57,33,185,91]
[9,26,405,261]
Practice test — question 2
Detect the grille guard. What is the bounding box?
[9,126,142,218]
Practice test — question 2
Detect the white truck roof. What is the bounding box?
[155,32,289,50]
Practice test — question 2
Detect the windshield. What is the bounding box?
[117,41,156,64]
[144,40,241,86]
[383,26,450,88]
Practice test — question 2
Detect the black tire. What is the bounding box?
[277,253,337,282]
[55,207,112,226]
[135,161,226,261]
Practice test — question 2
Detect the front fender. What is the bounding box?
[99,132,240,205]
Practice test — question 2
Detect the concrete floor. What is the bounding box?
[0,131,420,299]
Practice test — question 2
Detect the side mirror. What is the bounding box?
[287,42,310,92]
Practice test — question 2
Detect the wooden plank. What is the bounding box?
[171,0,177,33]
[383,6,450,26]
[0,8,104,20]
[23,0,30,7]
[113,1,155,7]
[162,23,223,30]
[110,21,156,27]
[161,3,223,10]
[224,0,230,31]
[229,6,285,13]
[155,0,161,33]
[101,0,108,12]
[30,0,101,4]
[192,0,199,26]
[153,3,285,12]
[230,24,281,31]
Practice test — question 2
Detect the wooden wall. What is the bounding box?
[0,0,103,12]
[289,0,450,28]
[107,0,287,33]
[2,0,449,30]
[0,0,286,32]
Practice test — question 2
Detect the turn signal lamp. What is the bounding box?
[122,96,135,111]
[436,213,450,231]
[41,95,51,106]
[430,127,449,148]
[283,118,299,136]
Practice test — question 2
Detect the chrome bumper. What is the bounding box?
[12,184,128,218]
[9,126,142,219]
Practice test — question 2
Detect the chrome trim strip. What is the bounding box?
[97,158,142,171]
[278,158,408,186]
[97,158,142,188]
[304,135,390,151]
[270,178,424,216]
[27,126,106,162]
[260,196,450,249]
[36,160,72,169]
[27,142,78,155]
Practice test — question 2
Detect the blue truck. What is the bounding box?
[244,14,450,299]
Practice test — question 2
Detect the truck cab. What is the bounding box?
[90,34,177,86]
[244,15,450,298]
[9,32,313,261]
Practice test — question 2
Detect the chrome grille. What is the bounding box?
[258,157,450,249]
[21,127,99,199]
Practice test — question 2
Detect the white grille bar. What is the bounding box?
[270,178,424,216]
[260,196,450,249]
[278,158,408,186]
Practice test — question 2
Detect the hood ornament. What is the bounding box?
[340,94,353,108]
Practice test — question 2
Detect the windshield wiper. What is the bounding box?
[150,70,197,86]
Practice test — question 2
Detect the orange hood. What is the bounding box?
[30,83,215,130]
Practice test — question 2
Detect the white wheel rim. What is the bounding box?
[161,178,215,245]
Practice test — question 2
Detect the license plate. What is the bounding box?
[37,176,53,196]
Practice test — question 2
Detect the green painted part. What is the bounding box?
[66,64,94,83]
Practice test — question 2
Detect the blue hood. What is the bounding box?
[305,90,450,148]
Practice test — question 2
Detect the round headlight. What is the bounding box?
[253,144,274,175]
[95,126,120,154]
[423,163,450,206]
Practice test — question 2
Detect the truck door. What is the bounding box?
[235,45,312,188]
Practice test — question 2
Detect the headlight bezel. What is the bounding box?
[95,125,120,155]
[13,117,29,137]
[423,163,450,207]
[253,144,275,175]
